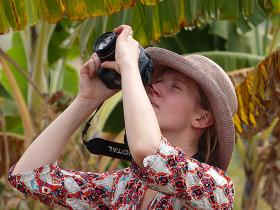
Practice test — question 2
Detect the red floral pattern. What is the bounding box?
[8,138,234,209]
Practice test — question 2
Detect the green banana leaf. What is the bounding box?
[1,0,280,40]
[197,51,264,72]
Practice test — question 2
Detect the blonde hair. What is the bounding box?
[196,86,218,164]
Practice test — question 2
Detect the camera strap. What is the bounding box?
[82,104,132,161]
[82,104,203,163]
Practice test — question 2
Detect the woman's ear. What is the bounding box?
[191,111,214,129]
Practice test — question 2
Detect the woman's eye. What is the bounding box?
[172,84,181,90]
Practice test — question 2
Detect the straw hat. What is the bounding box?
[146,47,238,171]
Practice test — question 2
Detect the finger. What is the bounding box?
[92,58,99,76]
[90,53,101,64]
[113,25,133,37]
[81,60,91,74]
[101,61,118,71]
[90,52,97,60]
[91,54,101,71]
[113,25,130,34]
[88,60,95,78]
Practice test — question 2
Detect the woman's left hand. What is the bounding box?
[101,25,140,73]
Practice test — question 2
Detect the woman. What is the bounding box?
[8,25,237,209]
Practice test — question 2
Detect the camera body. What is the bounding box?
[94,32,154,89]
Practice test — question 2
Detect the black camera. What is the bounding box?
[94,32,154,89]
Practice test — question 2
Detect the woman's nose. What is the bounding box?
[148,83,162,97]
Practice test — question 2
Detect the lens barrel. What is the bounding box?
[94,32,116,62]
[94,31,154,89]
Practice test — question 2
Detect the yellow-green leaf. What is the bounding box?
[232,49,280,139]
[1,0,280,35]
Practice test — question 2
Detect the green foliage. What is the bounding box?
[1,33,28,101]
[197,51,264,72]
[154,25,226,53]
[62,64,78,95]
[1,98,18,116]
[1,1,280,210]
[48,24,70,65]
[3,0,280,35]
[153,23,264,71]
[0,83,12,99]
[103,101,124,133]
[0,181,4,195]
[5,115,23,134]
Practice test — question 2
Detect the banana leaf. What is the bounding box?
[1,0,280,40]
[198,51,264,72]
[232,49,280,139]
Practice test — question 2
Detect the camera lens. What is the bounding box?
[94,31,154,89]
[94,32,116,61]
[96,34,114,50]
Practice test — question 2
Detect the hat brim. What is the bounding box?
[145,47,235,171]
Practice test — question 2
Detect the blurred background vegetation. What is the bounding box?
[1,0,280,209]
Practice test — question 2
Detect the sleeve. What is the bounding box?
[8,161,118,210]
[131,137,234,209]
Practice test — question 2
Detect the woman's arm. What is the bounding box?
[101,25,162,167]
[12,54,116,175]
[121,62,161,166]
[9,159,119,209]
[11,97,100,175]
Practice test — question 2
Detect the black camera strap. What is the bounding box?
[82,105,203,163]
[82,104,132,161]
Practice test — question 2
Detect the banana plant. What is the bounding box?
[1,1,280,209]
[0,23,80,209]
[227,48,280,210]
[1,0,280,39]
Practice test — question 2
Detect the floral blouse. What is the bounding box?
[8,138,234,209]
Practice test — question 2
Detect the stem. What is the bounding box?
[50,22,80,95]
[243,125,278,210]
[20,28,31,75]
[0,110,9,179]
[255,27,261,55]
[28,21,55,131]
[244,161,265,210]
[268,19,280,55]
[0,132,25,140]
[263,19,269,55]
[0,48,43,98]
[236,135,250,169]
[49,58,64,95]
[0,57,35,148]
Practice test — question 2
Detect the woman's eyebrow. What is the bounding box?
[163,72,188,86]
[173,76,188,86]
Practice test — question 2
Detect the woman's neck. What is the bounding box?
[161,129,199,157]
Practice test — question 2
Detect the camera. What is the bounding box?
[94,32,154,89]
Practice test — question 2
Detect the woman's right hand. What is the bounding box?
[78,53,117,105]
